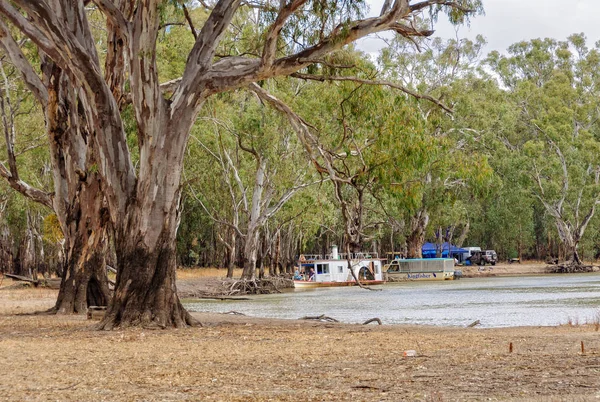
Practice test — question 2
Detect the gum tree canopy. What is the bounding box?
[0,0,481,328]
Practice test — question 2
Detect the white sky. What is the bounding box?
[359,0,600,56]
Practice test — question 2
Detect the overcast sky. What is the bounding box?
[358,0,600,56]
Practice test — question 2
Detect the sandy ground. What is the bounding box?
[460,261,554,278]
[2,271,600,401]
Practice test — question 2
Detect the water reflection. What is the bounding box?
[184,274,600,328]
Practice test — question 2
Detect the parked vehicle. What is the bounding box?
[460,247,481,263]
[468,250,498,266]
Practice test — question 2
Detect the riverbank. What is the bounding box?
[460,261,566,277]
[1,279,600,400]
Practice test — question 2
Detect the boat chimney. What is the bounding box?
[331,245,339,260]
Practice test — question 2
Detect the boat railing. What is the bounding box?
[324,252,379,260]
[299,252,379,262]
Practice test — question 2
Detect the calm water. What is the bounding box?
[184,274,600,328]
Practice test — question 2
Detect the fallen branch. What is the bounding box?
[4,273,37,284]
[352,385,389,391]
[547,263,595,274]
[299,314,339,323]
[467,319,481,328]
[225,277,294,295]
[362,317,382,325]
[223,310,246,315]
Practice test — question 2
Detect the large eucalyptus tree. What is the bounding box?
[0,0,482,328]
[488,35,600,264]
[188,91,317,279]
[0,23,110,314]
[377,35,489,258]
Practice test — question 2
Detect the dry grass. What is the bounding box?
[2,273,600,400]
[1,305,600,401]
[566,310,600,331]
[176,267,244,279]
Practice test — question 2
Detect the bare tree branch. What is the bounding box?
[181,2,198,39]
[291,72,453,113]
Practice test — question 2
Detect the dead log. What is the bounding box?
[3,274,61,289]
[467,320,481,328]
[362,318,382,325]
[299,314,339,323]
[547,264,594,274]
[4,273,38,285]
[199,296,251,301]
[225,277,294,296]
[223,311,246,315]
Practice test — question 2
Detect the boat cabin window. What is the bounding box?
[338,265,344,273]
[316,264,330,274]
[387,260,400,273]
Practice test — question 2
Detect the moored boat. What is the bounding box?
[384,258,455,281]
[294,246,385,288]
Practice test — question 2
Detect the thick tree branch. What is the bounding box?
[0,20,48,106]
[0,163,52,208]
[410,0,474,13]
[6,0,136,218]
[0,1,69,68]
[172,0,242,112]
[204,0,480,95]
[389,22,434,38]
[93,0,131,40]
[181,2,198,39]
[261,0,308,68]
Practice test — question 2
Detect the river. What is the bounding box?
[183,274,600,328]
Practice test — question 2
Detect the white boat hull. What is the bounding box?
[294,280,385,289]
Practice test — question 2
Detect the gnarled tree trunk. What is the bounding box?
[45,62,111,314]
[406,209,429,259]
[98,113,198,329]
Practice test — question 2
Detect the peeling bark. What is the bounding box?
[44,62,111,314]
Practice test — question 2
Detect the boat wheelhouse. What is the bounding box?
[384,258,455,281]
[294,246,385,288]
